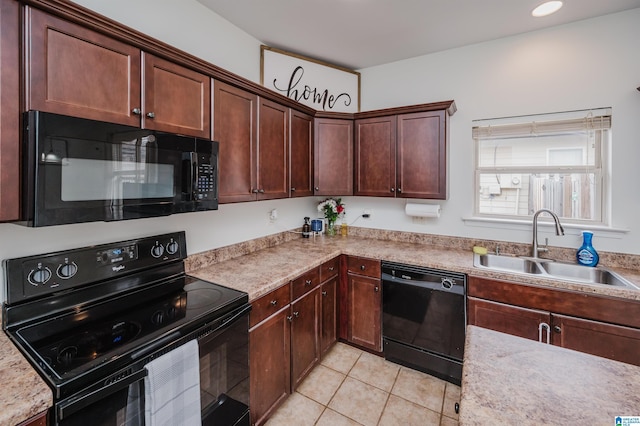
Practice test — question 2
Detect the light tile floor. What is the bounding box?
[265,342,460,426]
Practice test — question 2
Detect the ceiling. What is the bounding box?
[196,0,640,70]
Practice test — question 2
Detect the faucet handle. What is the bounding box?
[538,238,550,253]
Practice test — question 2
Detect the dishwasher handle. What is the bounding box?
[382,273,465,295]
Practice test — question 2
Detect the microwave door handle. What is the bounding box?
[182,152,197,201]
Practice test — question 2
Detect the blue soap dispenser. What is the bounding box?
[576,231,599,267]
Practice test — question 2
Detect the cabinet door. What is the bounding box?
[0,0,19,221]
[213,81,257,203]
[289,110,314,197]
[468,297,551,342]
[314,118,353,196]
[142,53,210,138]
[249,308,291,426]
[290,287,320,390]
[552,314,640,366]
[257,98,289,200]
[320,276,337,356]
[354,116,397,197]
[397,110,447,199]
[347,273,382,352]
[16,411,47,426]
[26,7,141,126]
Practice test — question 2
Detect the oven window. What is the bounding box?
[60,382,145,426]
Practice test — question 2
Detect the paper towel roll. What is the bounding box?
[405,203,441,218]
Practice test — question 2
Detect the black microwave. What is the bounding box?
[21,111,219,227]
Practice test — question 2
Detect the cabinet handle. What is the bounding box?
[390,188,395,192]
[305,279,312,286]
[314,187,319,191]
[374,286,379,292]
[146,112,155,119]
[132,108,142,115]
[397,188,402,193]
[252,189,259,194]
[538,322,551,344]
[291,187,296,192]
[270,300,277,306]
[554,325,562,333]
[287,315,293,322]
[360,265,366,271]
[259,189,265,193]
[322,291,327,296]
[293,311,299,318]
[328,267,335,271]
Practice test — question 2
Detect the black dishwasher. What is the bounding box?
[382,262,467,385]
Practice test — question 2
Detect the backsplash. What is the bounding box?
[185,227,640,272]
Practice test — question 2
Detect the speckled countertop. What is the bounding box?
[188,234,640,302]
[460,325,640,425]
[0,312,52,425]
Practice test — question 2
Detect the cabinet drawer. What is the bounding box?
[320,257,339,282]
[347,256,380,278]
[250,284,291,328]
[291,268,320,301]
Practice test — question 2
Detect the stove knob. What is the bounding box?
[151,311,165,325]
[57,262,78,279]
[28,266,52,286]
[166,240,179,255]
[151,243,164,258]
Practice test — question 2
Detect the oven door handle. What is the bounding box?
[57,368,147,420]
[197,304,252,343]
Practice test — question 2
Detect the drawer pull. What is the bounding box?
[287,315,293,322]
[293,311,299,318]
[360,265,366,271]
[322,291,327,296]
[328,267,335,271]
[374,286,379,292]
[305,279,312,286]
[270,300,278,306]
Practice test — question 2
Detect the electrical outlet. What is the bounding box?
[363,209,372,219]
[412,216,428,225]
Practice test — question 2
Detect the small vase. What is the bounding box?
[326,220,337,236]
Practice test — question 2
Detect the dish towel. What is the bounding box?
[144,339,201,426]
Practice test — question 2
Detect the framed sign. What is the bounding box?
[261,45,360,112]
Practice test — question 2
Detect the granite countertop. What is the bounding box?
[188,235,640,302]
[460,325,640,425]
[0,313,52,426]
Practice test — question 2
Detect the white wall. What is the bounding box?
[70,0,263,83]
[353,9,640,255]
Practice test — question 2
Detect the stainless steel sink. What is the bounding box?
[473,253,639,290]
[473,253,543,274]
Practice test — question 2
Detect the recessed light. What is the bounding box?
[532,1,563,17]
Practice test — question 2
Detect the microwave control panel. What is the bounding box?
[195,157,216,201]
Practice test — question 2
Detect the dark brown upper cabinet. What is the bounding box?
[0,0,20,222]
[354,103,454,200]
[313,118,353,196]
[25,7,210,138]
[214,81,290,202]
[289,110,314,197]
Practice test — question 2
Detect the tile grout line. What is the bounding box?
[375,364,402,426]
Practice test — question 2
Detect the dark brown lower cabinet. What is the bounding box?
[347,273,382,352]
[17,411,47,426]
[468,296,550,342]
[290,287,320,390]
[468,276,640,366]
[552,314,640,366]
[249,308,291,426]
[320,276,337,356]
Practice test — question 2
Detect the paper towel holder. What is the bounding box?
[405,202,441,218]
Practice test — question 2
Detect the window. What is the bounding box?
[473,108,610,225]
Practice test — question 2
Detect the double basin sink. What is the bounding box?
[474,253,639,290]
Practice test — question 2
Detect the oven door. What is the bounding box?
[54,305,250,426]
[23,110,218,227]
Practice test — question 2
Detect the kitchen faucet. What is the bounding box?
[531,209,564,258]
